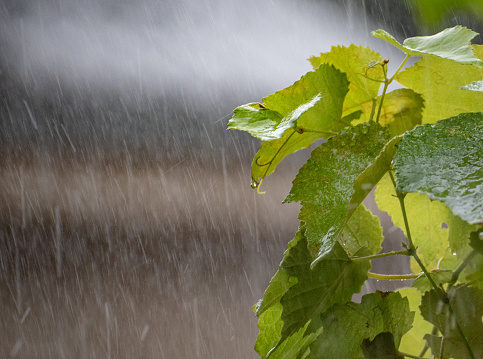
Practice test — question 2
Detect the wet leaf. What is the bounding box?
[277,236,370,353]
[358,89,424,136]
[373,26,483,66]
[412,270,453,293]
[398,288,433,356]
[420,285,483,358]
[284,122,392,259]
[338,203,384,257]
[375,173,450,267]
[361,332,404,359]
[396,45,483,124]
[309,45,385,119]
[249,64,349,186]
[228,95,321,141]
[394,113,483,224]
[308,292,413,358]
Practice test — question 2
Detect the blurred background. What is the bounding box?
[0,0,481,357]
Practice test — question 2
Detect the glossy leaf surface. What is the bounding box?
[394,113,483,224]
[373,26,483,66]
[228,95,321,141]
[284,122,391,259]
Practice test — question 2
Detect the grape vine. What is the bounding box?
[228,26,483,358]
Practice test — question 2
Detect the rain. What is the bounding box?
[0,1,477,358]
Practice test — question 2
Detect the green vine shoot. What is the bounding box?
[228,26,483,359]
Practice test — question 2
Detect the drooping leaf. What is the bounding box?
[249,64,349,187]
[373,26,483,66]
[358,89,424,136]
[284,122,392,259]
[361,332,404,359]
[309,45,385,118]
[228,96,321,141]
[396,45,483,124]
[420,285,483,358]
[307,291,413,358]
[394,113,483,224]
[398,288,433,356]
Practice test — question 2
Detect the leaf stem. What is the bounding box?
[295,127,338,136]
[375,61,389,125]
[368,272,420,280]
[352,249,411,261]
[389,54,411,83]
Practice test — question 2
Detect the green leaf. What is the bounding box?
[284,122,392,259]
[309,45,385,118]
[420,285,483,358]
[358,89,424,136]
[394,113,483,225]
[374,173,450,267]
[398,288,433,356]
[373,26,483,66]
[339,204,384,257]
[446,212,480,258]
[254,228,370,358]
[469,229,483,256]
[250,64,349,186]
[307,291,413,358]
[254,230,305,358]
[396,45,483,124]
[228,95,321,141]
[278,238,370,352]
[361,332,404,359]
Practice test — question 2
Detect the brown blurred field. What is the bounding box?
[0,147,410,358]
[0,150,302,358]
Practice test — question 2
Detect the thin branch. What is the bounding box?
[367,272,420,280]
[352,249,411,261]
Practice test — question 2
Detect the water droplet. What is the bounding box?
[250,179,259,189]
[361,125,369,134]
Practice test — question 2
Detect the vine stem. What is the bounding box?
[388,171,476,359]
[375,80,389,125]
[352,249,411,261]
[388,172,442,295]
[368,272,420,280]
[389,54,410,83]
[375,54,410,125]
